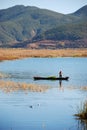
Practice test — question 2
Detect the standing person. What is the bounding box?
[59,71,62,78]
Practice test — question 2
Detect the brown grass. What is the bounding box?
[0,48,87,61]
[75,100,87,120]
[67,86,87,91]
[0,80,49,93]
[0,72,10,78]
[80,86,87,91]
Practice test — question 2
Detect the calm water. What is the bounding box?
[0,58,87,130]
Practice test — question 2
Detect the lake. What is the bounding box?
[0,58,87,130]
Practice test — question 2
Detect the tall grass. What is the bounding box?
[0,80,49,93]
[0,48,87,61]
[80,86,87,91]
[75,100,87,120]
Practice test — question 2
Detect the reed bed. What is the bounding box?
[0,80,49,93]
[0,72,10,78]
[0,48,87,61]
[66,86,87,91]
[75,100,87,120]
[80,86,87,91]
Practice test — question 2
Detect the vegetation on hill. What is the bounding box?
[72,5,87,17]
[0,5,87,48]
[34,22,87,41]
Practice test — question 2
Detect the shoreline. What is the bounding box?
[0,48,87,61]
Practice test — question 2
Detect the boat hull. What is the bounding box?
[34,76,69,80]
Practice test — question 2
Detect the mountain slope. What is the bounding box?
[34,22,87,41]
[0,5,80,46]
[72,5,87,17]
[0,5,87,48]
[30,21,87,49]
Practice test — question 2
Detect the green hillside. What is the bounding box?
[72,5,87,17]
[34,22,87,41]
[0,5,87,48]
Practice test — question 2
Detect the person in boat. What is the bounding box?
[59,71,62,78]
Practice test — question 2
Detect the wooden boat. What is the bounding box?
[34,76,69,80]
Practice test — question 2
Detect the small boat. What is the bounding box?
[34,76,69,80]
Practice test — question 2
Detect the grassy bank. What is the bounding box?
[0,48,87,61]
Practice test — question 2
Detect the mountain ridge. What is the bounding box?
[0,5,87,48]
[72,5,87,17]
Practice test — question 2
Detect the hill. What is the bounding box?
[72,5,87,17]
[0,5,87,48]
[30,22,87,48]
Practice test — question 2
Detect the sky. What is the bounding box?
[0,0,87,14]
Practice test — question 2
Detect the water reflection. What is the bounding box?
[58,80,64,92]
[59,80,62,88]
[76,119,87,130]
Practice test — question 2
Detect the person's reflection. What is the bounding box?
[59,80,64,91]
[59,80,62,87]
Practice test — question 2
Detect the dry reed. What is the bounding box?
[0,80,49,93]
[75,100,87,120]
[80,86,87,91]
[0,72,10,78]
[0,48,87,61]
